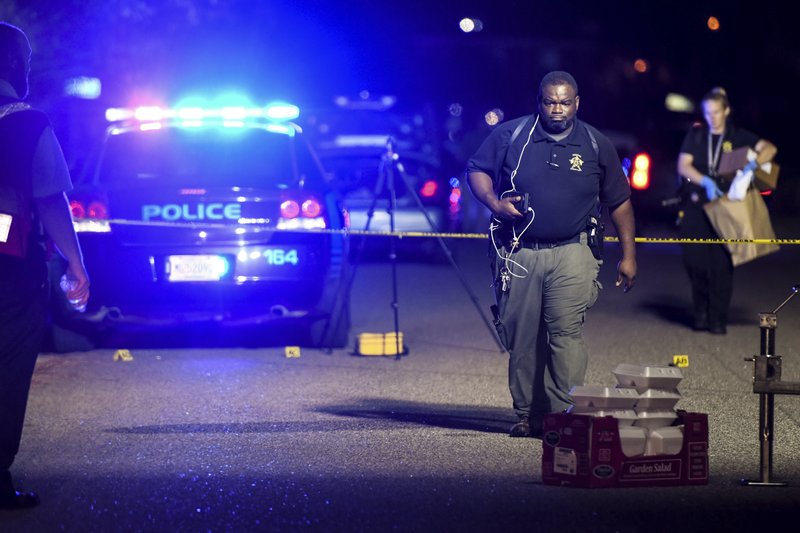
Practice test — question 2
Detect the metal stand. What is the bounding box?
[323,138,504,357]
[741,284,800,486]
[391,142,505,354]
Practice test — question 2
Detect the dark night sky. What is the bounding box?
[6,1,799,168]
[119,1,795,156]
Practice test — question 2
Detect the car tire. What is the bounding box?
[308,242,352,349]
[47,322,97,353]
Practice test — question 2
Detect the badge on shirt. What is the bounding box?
[569,153,585,172]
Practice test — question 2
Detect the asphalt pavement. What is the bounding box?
[3,219,800,532]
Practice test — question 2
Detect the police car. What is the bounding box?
[52,98,350,349]
[302,94,461,241]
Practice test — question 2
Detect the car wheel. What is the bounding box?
[47,322,97,353]
[308,248,352,349]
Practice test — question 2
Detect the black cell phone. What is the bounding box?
[501,191,529,214]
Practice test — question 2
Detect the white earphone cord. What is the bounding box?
[490,114,539,279]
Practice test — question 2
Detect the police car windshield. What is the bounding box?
[98,128,304,188]
[309,109,434,152]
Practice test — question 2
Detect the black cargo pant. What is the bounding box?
[0,250,48,496]
[679,203,733,328]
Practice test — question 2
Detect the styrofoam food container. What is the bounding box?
[568,406,638,426]
[613,364,683,391]
[634,389,681,410]
[569,386,640,409]
[646,426,684,455]
[619,426,648,457]
[633,409,678,430]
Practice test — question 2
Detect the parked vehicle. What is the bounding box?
[48,98,350,351]
[302,94,462,239]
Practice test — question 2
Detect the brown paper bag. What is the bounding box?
[703,188,779,267]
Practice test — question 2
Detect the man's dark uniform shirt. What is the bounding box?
[467,116,630,242]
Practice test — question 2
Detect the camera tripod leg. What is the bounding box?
[392,159,505,352]
[324,155,408,356]
[386,160,403,359]
[325,139,504,355]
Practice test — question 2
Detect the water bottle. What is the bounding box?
[59,274,86,313]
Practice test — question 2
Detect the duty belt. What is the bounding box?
[517,233,582,250]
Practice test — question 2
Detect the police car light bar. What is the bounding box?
[105,102,300,123]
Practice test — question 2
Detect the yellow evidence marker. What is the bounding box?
[672,354,689,368]
[113,349,134,362]
[285,346,301,358]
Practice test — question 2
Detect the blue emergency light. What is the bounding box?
[105,102,300,124]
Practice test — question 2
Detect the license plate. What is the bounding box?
[166,255,230,282]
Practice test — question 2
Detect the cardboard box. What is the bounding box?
[717,146,780,191]
[754,162,780,191]
[541,411,708,488]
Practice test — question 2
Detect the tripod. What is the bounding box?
[323,138,505,357]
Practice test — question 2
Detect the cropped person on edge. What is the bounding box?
[676,87,776,335]
[466,71,637,438]
[1,21,89,510]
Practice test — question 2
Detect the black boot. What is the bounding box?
[0,470,39,510]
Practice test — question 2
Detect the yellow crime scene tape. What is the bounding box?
[84,218,800,245]
[90,219,792,359]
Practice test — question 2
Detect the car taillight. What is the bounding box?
[277,196,326,230]
[449,186,461,207]
[69,200,86,219]
[631,153,650,190]
[301,199,322,218]
[280,199,300,219]
[448,177,462,214]
[69,198,111,233]
[87,201,108,220]
[70,199,110,220]
[419,180,438,198]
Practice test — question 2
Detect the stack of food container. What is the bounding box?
[613,363,683,455]
[567,364,684,457]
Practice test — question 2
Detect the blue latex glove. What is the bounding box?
[700,176,722,201]
[743,160,759,174]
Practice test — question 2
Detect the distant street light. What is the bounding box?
[459,17,483,33]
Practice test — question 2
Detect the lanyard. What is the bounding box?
[707,130,724,177]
